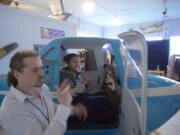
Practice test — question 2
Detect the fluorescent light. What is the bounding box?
[83,0,94,13]
[112,17,121,26]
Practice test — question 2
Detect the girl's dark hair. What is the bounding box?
[63,53,78,63]
[7,50,39,87]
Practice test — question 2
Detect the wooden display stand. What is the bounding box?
[148,70,165,76]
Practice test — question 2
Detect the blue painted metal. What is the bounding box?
[111,40,125,88]
[64,128,120,135]
[0,75,9,90]
[146,95,180,132]
[0,75,9,103]
[127,74,176,89]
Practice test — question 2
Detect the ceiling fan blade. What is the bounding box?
[0,42,18,59]
[61,12,72,20]
[48,0,63,15]
[10,1,35,10]
[49,12,72,21]
[59,0,64,12]
[0,0,12,5]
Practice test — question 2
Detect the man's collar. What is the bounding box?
[10,86,33,103]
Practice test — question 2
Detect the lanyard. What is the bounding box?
[26,96,50,124]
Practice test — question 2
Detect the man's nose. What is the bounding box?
[38,69,44,77]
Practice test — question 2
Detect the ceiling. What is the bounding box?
[11,0,180,27]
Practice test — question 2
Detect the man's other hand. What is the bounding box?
[73,103,87,121]
[56,79,72,106]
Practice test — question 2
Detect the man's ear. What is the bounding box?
[13,70,21,79]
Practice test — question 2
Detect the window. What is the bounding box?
[66,48,97,71]
[170,36,180,56]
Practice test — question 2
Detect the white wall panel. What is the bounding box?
[77,19,102,37]
[0,5,77,74]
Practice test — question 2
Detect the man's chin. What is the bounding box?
[35,82,43,87]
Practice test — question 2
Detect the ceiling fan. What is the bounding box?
[138,21,165,34]
[48,0,72,21]
[138,0,168,34]
[0,0,35,10]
